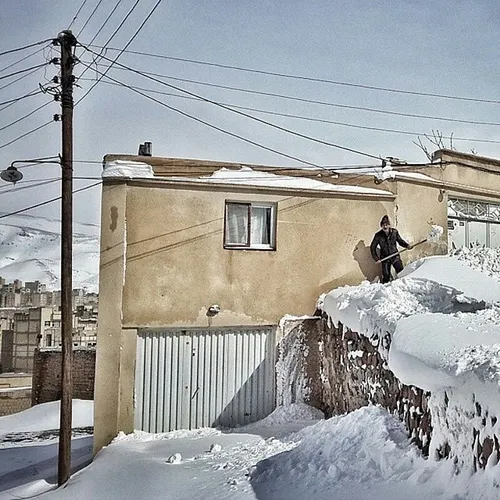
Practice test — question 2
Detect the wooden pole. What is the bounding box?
[58,29,76,487]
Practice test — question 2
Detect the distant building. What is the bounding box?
[0,281,99,373]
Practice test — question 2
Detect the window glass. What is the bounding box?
[251,206,271,245]
[226,203,249,245]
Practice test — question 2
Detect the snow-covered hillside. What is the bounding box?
[0,213,100,291]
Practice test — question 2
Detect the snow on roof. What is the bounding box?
[319,252,500,394]
[186,167,392,194]
[102,162,393,195]
[102,160,154,178]
[334,165,437,182]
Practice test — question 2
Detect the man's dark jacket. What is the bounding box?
[370,228,409,261]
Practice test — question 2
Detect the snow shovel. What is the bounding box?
[376,225,443,264]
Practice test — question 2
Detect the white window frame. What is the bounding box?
[224,201,277,250]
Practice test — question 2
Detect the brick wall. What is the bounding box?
[31,348,96,405]
[0,388,32,416]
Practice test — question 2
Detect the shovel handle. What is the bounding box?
[376,239,426,264]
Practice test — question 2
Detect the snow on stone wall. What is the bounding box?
[278,315,500,471]
[277,316,432,455]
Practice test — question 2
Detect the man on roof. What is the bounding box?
[370,215,412,284]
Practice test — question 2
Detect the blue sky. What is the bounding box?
[0,0,499,224]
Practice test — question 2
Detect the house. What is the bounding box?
[93,148,500,453]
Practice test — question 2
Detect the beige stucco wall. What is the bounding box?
[94,184,136,453]
[404,150,500,204]
[392,181,448,260]
[121,184,394,328]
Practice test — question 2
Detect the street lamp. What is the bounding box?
[1,152,74,487]
[0,156,61,184]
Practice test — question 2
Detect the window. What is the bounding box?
[224,201,276,250]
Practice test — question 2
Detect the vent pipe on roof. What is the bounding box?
[138,142,152,156]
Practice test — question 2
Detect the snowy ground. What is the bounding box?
[0,400,499,500]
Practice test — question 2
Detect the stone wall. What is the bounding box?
[32,348,96,405]
[277,317,432,454]
[277,317,500,470]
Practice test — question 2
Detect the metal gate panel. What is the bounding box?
[135,326,276,433]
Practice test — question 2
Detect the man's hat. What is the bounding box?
[380,215,390,227]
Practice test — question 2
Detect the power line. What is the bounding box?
[77,60,349,168]
[0,63,49,82]
[0,40,52,58]
[91,78,500,145]
[85,45,500,106]
[68,0,90,29]
[76,0,162,106]
[0,89,43,107]
[0,101,52,133]
[86,0,123,46]
[100,65,500,128]
[77,0,106,38]
[0,182,101,220]
[0,46,48,75]
[0,177,59,191]
[74,0,144,97]
[79,49,381,161]
[0,67,45,93]
[0,178,60,194]
[0,121,53,150]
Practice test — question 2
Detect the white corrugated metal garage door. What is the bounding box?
[135,326,277,432]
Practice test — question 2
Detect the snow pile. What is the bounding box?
[450,246,500,281]
[239,403,324,430]
[389,311,500,392]
[319,249,500,476]
[0,399,93,435]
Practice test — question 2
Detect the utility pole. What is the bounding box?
[57,29,77,487]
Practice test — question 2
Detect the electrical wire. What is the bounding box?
[77,0,106,38]
[76,0,162,106]
[100,65,500,128]
[0,121,53,150]
[90,78,500,145]
[86,0,123,46]
[68,0,90,30]
[0,101,52,134]
[0,66,46,93]
[0,177,59,191]
[85,45,500,106]
[0,178,60,194]
[79,49,382,161]
[77,61,345,168]
[0,89,43,107]
[0,46,49,75]
[74,0,143,85]
[0,182,102,220]
[0,63,49,82]
[0,40,52,58]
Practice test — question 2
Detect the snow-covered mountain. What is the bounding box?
[0,213,100,292]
